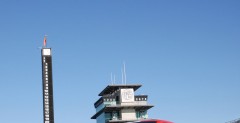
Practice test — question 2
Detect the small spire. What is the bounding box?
[43,35,47,47]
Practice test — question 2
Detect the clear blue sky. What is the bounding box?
[0,1,239,123]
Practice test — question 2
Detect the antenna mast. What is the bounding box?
[121,68,124,85]
[121,62,127,85]
[123,62,127,85]
[113,74,116,85]
[111,73,113,85]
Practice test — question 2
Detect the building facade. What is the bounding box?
[91,84,154,123]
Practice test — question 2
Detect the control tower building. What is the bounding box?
[91,84,154,123]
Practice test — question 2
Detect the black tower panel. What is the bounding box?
[41,48,54,123]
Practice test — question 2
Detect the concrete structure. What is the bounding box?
[91,84,154,123]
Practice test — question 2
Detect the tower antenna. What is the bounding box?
[121,68,124,85]
[121,62,127,85]
[113,74,116,85]
[111,73,113,85]
[123,62,127,85]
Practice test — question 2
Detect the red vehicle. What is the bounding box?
[137,119,173,123]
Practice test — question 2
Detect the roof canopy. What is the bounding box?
[98,84,142,96]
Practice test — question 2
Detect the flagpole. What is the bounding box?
[43,35,47,48]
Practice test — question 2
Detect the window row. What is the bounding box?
[135,98,147,101]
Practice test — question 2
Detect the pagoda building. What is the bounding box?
[91,84,154,123]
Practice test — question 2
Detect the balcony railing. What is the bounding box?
[106,101,147,106]
[107,117,148,122]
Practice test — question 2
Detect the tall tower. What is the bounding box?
[41,37,54,123]
[91,84,154,123]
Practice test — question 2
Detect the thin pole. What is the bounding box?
[123,62,127,85]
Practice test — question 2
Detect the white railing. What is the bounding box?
[106,101,147,106]
[107,117,147,121]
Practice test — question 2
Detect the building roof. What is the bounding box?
[91,104,154,119]
[98,84,142,96]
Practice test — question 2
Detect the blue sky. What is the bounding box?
[0,1,239,123]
